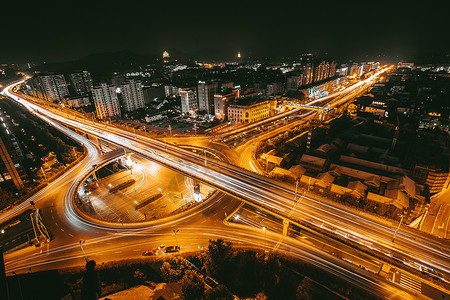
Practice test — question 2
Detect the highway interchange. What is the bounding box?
[1,68,450,299]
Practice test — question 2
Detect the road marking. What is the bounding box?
[60,228,64,232]
[68,233,74,237]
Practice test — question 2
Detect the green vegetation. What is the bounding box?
[60,239,378,299]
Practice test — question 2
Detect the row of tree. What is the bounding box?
[160,239,371,300]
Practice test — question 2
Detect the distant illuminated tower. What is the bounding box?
[237,51,242,59]
[163,51,170,63]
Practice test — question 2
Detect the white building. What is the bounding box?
[180,89,197,114]
[120,80,145,112]
[92,83,121,119]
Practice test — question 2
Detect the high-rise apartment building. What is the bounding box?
[197,81,217,115]
[314,61,330,82]
[27,74,69,101]
[92,83,121,119]
[120,80,145,112]
[302,64,314,85]
[329,61,336,78]
[69,71,93,94]
[180,89,197,114]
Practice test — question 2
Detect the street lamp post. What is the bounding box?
[294,180,299,204]
[79,240,88,262]
[262,226,267,248]
[40,166,47,182]
[173,229,179,248]
[392,215,404,243]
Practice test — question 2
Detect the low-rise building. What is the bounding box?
[227,97,276,124]
[62,94,90,108]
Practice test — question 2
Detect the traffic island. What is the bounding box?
[73,147,220,226]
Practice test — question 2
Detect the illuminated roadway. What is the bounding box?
[1,70,448,299]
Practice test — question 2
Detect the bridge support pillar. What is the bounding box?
[283,219,289,236]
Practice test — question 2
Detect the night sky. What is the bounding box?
[1,0,448,63]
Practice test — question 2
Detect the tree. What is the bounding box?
[204,239,234,282]
[160,256,190,282]
[160,262,180,282]
[205,285,233,300]
[230,250,265,298]
[181,270,205,300]
[296,277,313,300]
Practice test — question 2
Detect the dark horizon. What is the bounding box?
[1,0,449,64]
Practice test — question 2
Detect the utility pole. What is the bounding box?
[168,125,172,137]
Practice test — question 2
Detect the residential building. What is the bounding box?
[287,75,302,91]
[143,85,165,104]
[179,89,197,114]
[214,90,238,120]
[92,83,121,119]
[197,81,217,114]
[62,95,90,108]
[164,85,179,97]
[350,64,360,77]
[314,61,330,82]
[69,71,93,94]
[266,83,283,96]
[27,74,69,101]
[120,80,145,112]
[302,64,314,85]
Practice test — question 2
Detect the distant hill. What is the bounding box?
[32,50,159,78]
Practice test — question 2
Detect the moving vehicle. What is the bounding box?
[142,249,158,256]
[165,246,180,253]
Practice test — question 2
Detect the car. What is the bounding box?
[165,246,180,253]
[142,249,158,256]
